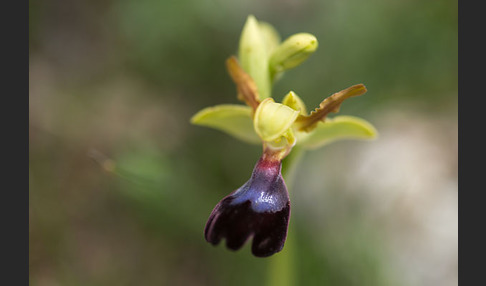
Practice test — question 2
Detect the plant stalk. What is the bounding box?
[266,146,304,286]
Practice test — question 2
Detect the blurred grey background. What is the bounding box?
[29,0,457,285]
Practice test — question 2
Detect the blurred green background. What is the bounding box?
[29,0,457,285]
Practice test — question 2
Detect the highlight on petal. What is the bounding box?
[282,91,307,115]
[190,104,260,144]
[204,157,290,257]
[254,98,300,142]
[238,15,271,99]
[298,115,378,149]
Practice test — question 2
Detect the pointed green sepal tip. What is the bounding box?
[191,104,260,144]
[254,98,300,142]
[269,33,318,74]
[299,115,378,149]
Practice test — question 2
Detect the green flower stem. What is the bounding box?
[281,146,304,189]
[266,146,305,286]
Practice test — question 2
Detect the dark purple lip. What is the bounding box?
[204,156,291,257]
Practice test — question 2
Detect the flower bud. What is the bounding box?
[269,33,318,75]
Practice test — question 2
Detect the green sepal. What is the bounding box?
[190,104,260,144]
[299,115,378,149]
[258,21,281,55]
[238,15,271,99]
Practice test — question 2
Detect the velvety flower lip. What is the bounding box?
[204,156,291,257]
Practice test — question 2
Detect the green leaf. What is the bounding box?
[190,104,260,144]
[299,115,378,149]
[254,98,299,142]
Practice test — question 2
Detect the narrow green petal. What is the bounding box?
[254,98,300,142]
[190,104,260,144]
[299,115,378,149]
[294,84,368,132]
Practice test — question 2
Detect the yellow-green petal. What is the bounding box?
[282,91,307,115]
[298,115,378,149]
[190,104,260,144]
[254,98,300,142]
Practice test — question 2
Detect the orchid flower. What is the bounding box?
[191,15,377,257]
